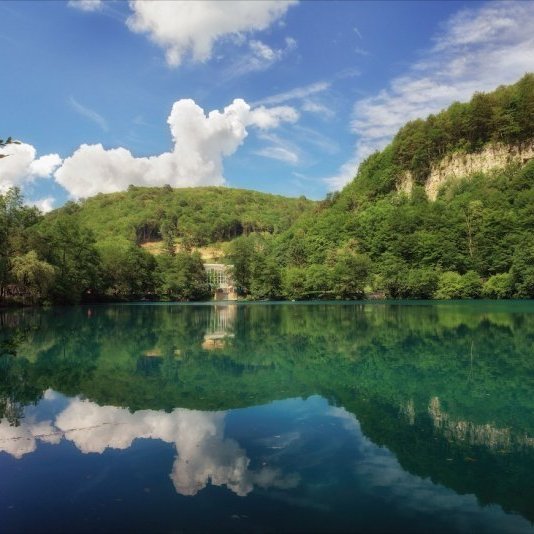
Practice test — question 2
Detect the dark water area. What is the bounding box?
[1,301,534,533]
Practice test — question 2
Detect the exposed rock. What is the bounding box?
[397,141,534,201]
[396,171,413,195]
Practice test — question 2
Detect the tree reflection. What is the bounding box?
[1,302,534,519]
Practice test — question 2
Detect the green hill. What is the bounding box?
[266,73,534,300]
[47,186,314,247]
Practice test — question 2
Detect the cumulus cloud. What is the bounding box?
[0,142,62,192]
[26,196,56,214]
[126,0,297,67]
[67,0,103,12]
[327,1,534,190]
[54,98,298,198]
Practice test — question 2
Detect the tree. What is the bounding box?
[282,267,307,300]
[157,252,210,301]
[160,217,177,256]
[511,241,534,298]
[10,251,56,304]
[98,240,157,298]
[39,216,103,303]
[250,253,282,300]
[482,273,513,299]
[0,188,42,300]
[435,272,464,299]
[228,236,256,295]
[460,270,483,298]
[329,250,372,299]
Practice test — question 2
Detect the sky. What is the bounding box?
[1,0,533,211]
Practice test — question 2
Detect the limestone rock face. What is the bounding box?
[396,141,534,200]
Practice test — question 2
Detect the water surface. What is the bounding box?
[1,302,534,532]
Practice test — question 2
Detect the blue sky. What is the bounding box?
[1,0,533,210]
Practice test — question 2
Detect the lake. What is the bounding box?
[1,301,534,532]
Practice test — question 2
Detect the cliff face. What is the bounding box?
[397,140,534,200]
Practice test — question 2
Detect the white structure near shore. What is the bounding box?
[204,264,238,301]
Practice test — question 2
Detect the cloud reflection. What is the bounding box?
[0,395,298,497]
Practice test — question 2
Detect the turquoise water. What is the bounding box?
[1,301,534,532]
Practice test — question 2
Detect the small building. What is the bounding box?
[204,264,238,301]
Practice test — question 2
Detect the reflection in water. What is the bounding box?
[1,393,532,532]
[0,390,298,497]
[1,301,534,530]
[202,304,236,350]
[427,396,529,451]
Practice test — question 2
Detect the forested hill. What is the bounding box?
[264,73,534,300]
[47,186,314,247]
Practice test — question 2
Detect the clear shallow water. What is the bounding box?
[1,301,534,533]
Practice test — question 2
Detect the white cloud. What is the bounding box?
[324,157,362,191]
[256,146,299,165]
[301,99,335,119]
[248,104,298,129]
[54,98,298,198]
[250,40,279,61]
[253,81,331,107]
[69,97,108,132]
[67,0,103,12]
[0,142,62,192]
[224,37,297,79]
[26,196,56,214]
[255,131,301,165]
[327,1,534,190]
[293,125,339,155]
[126,0,297,67]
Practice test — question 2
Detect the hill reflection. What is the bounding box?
[1,301,534,523]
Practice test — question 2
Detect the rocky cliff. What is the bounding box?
[397,140,534,200]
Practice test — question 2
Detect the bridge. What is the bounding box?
[204,264,238,301]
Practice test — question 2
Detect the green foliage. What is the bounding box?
[157,252,210,301]
[0,188,41,296]
[271,74,534,301]
[49,186,314,247]
[482,273,513,299]
[460,270,483,298]
[98,239,158,298]
[511,240,534,298]
[329,250,372,299]
[10,251,56,304]
[435,271,483,299]
[36,215,103,303]
[250,252,282,300]
[281,267,307,300]
[402,268,440,299]
[228,235,256,294]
